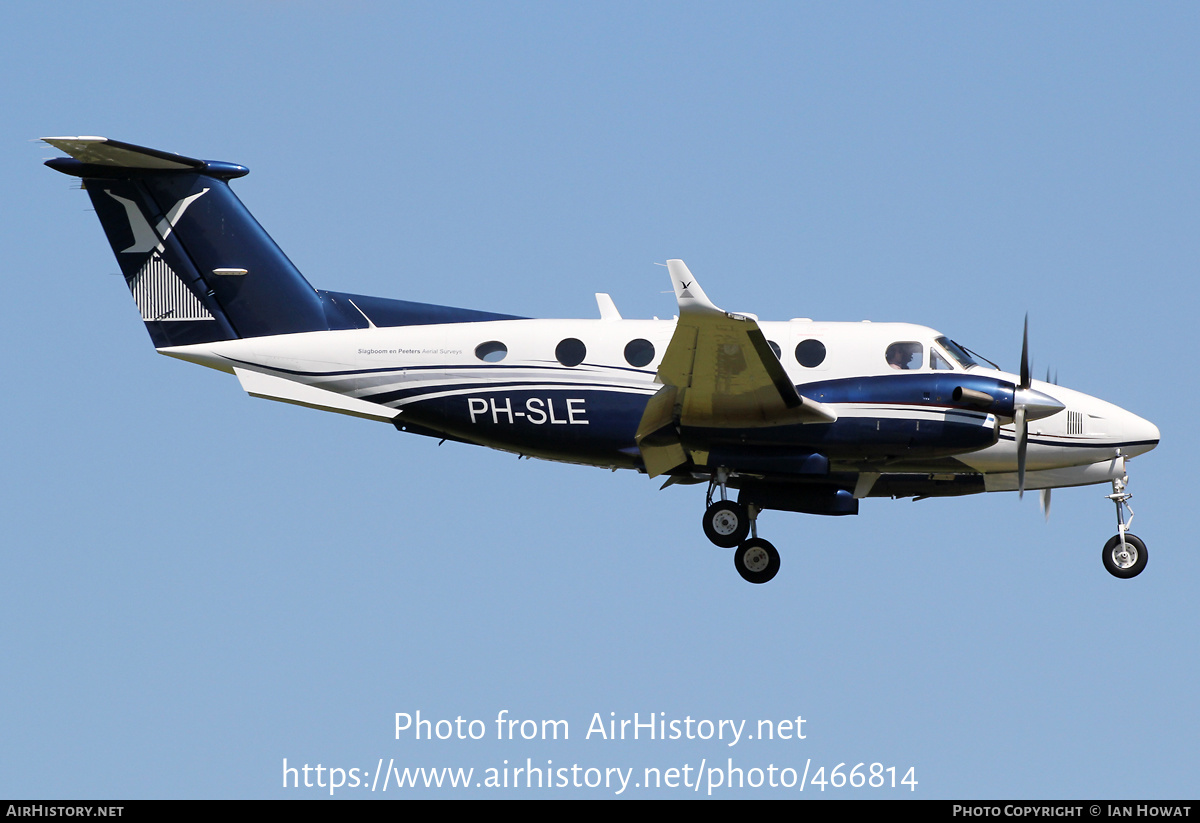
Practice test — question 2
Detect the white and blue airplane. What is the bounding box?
[43,136,1160,583]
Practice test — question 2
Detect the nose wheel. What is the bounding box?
[1103,533,1147,579]
[1102,473,1148,579]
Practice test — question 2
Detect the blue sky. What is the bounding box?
[2,2,1196,798]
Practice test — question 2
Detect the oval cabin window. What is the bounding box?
[475,341,508,362]
[795,339,826,368]
[555,338,586,367]
[624,339,655,368]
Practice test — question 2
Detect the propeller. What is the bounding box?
[1039,366,1057,518]
[1016,315,1030,498]
[1012,315,1065,499]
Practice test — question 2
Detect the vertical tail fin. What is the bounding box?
[44,137,329,347]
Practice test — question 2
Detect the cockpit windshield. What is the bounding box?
[936,336,981,370]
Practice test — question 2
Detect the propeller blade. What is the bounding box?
[1015,405,1027,498]
[1040,488,1051,521]
[1020,313,1030,390]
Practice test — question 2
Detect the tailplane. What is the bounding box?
[44,137,327,347]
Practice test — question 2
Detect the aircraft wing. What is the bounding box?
[636,260,836,477]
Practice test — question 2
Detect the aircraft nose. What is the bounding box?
[1122,410,1160,457]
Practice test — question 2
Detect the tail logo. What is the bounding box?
[129,254,215,322]
[105,188,209,254]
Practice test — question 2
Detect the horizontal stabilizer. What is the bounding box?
[42,136,206,171]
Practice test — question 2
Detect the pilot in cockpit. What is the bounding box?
[885,341,922,370]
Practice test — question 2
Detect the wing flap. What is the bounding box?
[634,385,688,477]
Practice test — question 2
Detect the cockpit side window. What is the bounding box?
[930,348,954,370]
[885,341,923,370]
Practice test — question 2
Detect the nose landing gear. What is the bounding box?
[1103,473,1147,579]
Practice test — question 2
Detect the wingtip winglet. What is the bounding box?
[665,259,721,314]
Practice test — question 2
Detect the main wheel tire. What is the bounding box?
[734,538,780,584]
[702,501,750,548]
[1102,533,1148,579]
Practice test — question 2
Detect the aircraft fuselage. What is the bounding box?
[162,316,1158,492]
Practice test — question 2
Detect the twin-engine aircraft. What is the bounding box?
[44,137,1160,584]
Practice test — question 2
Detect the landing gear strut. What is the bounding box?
[703,468,749,547]
[703,469,780,583]
[1103,473,1147,579]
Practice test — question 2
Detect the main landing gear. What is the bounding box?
[734,539,781,585]
[1102,473,1147,579]
[702,499,749,548]
[703,470,781,584]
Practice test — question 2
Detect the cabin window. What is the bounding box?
[475,341,508,363]
[555,338,586,367]
[885,341,922,370]
[624,338,655,368]
[767,340,782,359]
[795,339,826,368]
